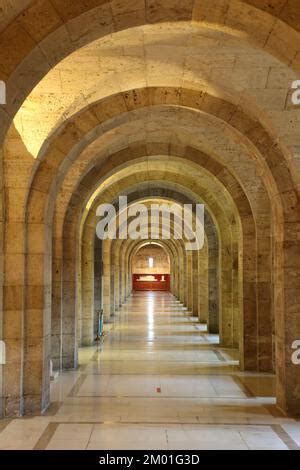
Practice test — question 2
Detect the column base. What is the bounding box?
[62,355,78,370]
[81,339,95,347]
[23,393,50,416]
[208,327,219,334]
[2,396,23,418]
[2,393,51,418]
[277,399,300,417]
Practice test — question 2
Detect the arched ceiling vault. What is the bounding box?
[112,191,219,245]
[104,199,200,246]
[50,107,271,226]
[2,2,300,211]
[75,169,242,269]
[127,236,189,270]
[126,238,184,279]
[73,178,225,252]
[88,196,212,248]
[95,197,210,273]
[130,241,172,263]
[80,192,222,277]
[82,190,218,268]
[55,146,260,258]
[75,163,242,239]
[125,234,208,269]
[23,87,296,237]
[1,0,300,125]
[11,23,298,159]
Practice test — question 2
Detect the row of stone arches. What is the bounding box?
[0,1,299,418]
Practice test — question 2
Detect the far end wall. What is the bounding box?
[132,245,170,274]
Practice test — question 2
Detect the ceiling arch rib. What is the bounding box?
[93,196,210,251]
[1,0,300,130]
[51,109,271,242]
[23,86,287,244]
[11,22,298,160]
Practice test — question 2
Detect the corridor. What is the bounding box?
[0,292,299,450]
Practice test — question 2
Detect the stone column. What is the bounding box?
[187,251,193,313]
[125,246,132,298]
[114,241,120,312]
[257,236,273,372]
[173,254,179,298]
[121,242,127,303]
[23,219,52,414]
[232,241,239,348]
[81,225,94,346]
[102,239,111,321]
[192,250,199,316]
[183,252,188,307]
[62,224,78,370]
[51,235,62,370]
[207,242,219,334]
[198,238,208,323]
[3,224,25,416]
[170,259,175,294]
[94,236,102,337]
[181,250,187,307]
[207,229,219,334]
[110,258,115,316]
[2,146,27,415]
[276,229,300,415]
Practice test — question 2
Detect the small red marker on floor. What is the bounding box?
[156,387,161,393]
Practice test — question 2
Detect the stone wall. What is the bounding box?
[132,245,170,274]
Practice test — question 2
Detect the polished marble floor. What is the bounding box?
[0,291,299,450]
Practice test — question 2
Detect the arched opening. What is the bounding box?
[132,243,171,291]
[0,1,300,451]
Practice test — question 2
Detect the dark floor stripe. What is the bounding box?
[33,422,60,450]
[43,401,63,416]
[271,424,300,450]
[67,375,87,397]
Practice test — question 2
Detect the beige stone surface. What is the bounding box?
[0,0,299,422]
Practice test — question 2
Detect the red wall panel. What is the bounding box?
[132,274,170,291]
